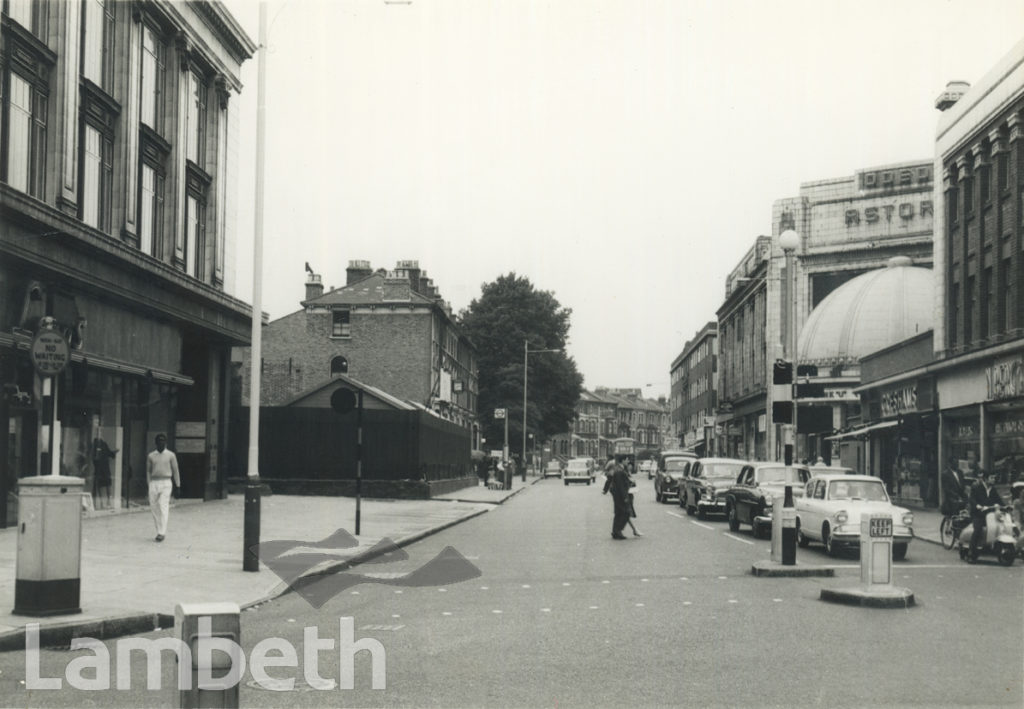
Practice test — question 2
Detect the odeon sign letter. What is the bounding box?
[986,356,1024,401]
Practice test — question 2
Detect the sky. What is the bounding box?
[220,0,1024,399]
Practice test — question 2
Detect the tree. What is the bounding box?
[459,273,583,456]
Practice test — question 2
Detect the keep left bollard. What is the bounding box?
[176,602,241,709]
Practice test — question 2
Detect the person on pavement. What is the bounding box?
[940,457,969,515]
[147,434,180,542]
[968,468,1003,560]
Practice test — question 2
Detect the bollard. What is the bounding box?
[14,476,84,616]
[243,480,261,572]
[176,602,241,709]
[860,514,893,588]
[780,485,796,565]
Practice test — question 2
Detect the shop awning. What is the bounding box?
[825,419,898,441]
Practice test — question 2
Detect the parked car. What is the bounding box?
[795,474,913,559]
[563,458,595,485]
[724,463,811,538]
[543,461,563,479]
[655,456,694,503]
[681,458,748,519]
[639,460,657,479]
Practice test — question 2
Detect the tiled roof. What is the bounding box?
[308,272,437,307]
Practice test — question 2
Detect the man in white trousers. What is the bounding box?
[146,434,180,542]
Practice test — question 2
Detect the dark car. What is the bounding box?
[655,455,694,503]
[724,463,810,538]
[681,457,748,519]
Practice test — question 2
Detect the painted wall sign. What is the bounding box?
[986,356,1024,401]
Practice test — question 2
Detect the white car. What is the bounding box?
[543,461,563,479]
[563,458,594,485]
[795,474,913,559]
[639,460,657,479]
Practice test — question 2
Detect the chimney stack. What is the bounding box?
[935,80,970,111]
[382,271,411,302]
[304,272,323,301]
[346,260,373,285]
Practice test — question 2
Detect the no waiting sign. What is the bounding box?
[30,330,70,377]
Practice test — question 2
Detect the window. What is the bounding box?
[1001,260,1012,333]
[140,23,165,132]
[980,165,990,205]
[186,70,206,166]
[138,149,164,256]
[2,56,48,197]
[332,309,351,337]
[963,176,974,217]
[330,356,348,376]
[6,0,45,36]
[980,267,991,340]
[949,282,959,349]
[82,0,113,91]
[964,275,975,344]
[948,186,959,223]
[997,153,1008,192]
[183,190,205,278]
[80,122,112,229]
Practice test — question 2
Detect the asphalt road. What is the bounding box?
[3,475,1022,708]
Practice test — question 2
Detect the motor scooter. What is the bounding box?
[957,505,1019,566]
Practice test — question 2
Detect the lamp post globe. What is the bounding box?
[779,229,799,252]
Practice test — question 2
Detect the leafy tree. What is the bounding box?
[459,274,583,456]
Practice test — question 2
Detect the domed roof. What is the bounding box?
[797,257,933,365]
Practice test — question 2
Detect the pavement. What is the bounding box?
[0,475,539,650]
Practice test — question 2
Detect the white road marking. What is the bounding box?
[602,580,610,584]
[287,619,296,623]
[666,511,686,519]
[492,610,503,614]
[691,521,715,530]
[350,591,360,595]
[635,603,645,607]
[442,612,452,616]
[682,601,692,606]
[717,576,728,580]
[680,577,689,581]
[541,608,551,612]
[522,584,531,589]
[772,599,782,603]
[589,606,599,610]
[724,533,755,545]
[728,599,738,604]
[480,586,489,590]
[641,578,649,582]
[394,590,403,594]
[438,588,447,592]
[391,614,401,618]
[562,582,571,586]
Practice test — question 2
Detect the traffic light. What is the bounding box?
[773,401,793,424]
[773,360,793,385]
[796,382,826,398]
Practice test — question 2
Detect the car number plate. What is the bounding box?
[869,517,893,537]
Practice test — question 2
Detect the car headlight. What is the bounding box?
[902,512,914,526]
[663,475,675,483]
[706,488,716,501]
[762,494,773,508]
[835,510,848,525]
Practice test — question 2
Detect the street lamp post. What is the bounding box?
[523,340,561,482]
[779,229,800,466]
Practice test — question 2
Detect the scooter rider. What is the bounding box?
[969,468,1004,560]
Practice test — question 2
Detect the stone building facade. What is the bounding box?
[0,1,254,522]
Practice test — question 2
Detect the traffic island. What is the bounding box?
[750,560,835,577]
[819,585,915,609]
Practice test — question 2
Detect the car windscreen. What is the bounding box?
[566,462,589,471]
[702,463,745,480]
[828,480,888,501]
[757,467,806,484]
[664,459,690,473]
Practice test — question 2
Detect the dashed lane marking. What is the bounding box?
[541,608,551,613]
[724,533,755,545]
[772,599,782,603]
[666,511,686,519]
[691,521,715,530]
[492,610,503,614]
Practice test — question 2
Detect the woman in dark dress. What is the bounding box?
[93,437,117,509]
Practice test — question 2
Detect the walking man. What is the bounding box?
[147,434,180,542]
[603,458,631,539]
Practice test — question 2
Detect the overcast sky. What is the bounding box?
[221,0,1023,399]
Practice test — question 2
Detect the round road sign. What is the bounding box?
[30,330,70,377]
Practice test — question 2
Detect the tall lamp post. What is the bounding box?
[523,340,561,482]
[779,229,800,466]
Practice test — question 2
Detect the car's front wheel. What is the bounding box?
[727,503,739,532]
[824,526,838,557]
[796,521,809,547]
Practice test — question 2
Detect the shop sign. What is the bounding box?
[881,385,917,417]
[824,387,857,400]
[858,165,933,192]
[986,356,1024,401]
[993,417,1024,437]
[845,200,933,227]
[30,330,70,377]
[951,422,978,440]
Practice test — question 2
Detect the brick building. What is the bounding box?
[670,322,718,455]
[0,1,254,521]
[551,388,669,461]
[239,260,478,435]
